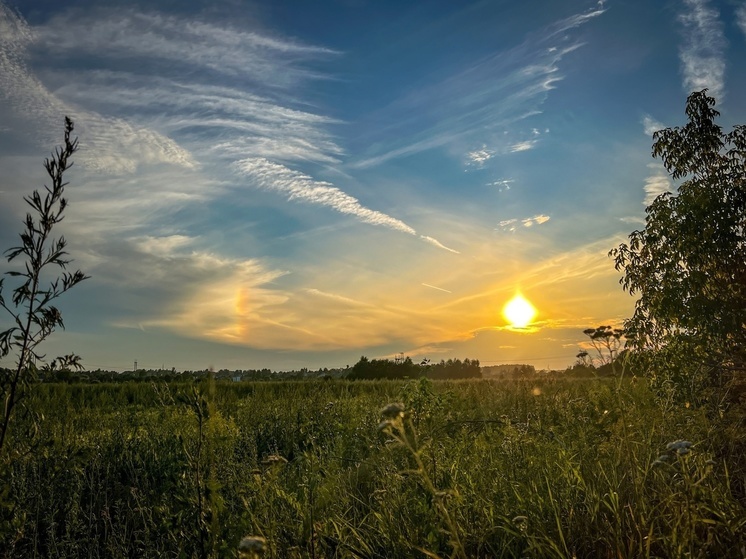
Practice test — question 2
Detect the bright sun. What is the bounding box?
[502,293,537,328]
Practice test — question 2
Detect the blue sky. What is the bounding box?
[1,0,745,372]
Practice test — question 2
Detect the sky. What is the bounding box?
[1,0,746,372]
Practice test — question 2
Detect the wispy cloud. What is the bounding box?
[488,179,514,192]
[643,163,674,206]
[57,77,345,166]
[235,158,457,252]
[351,3,606,168]
[619,216,645,225]
[466,145,495,168]
[522,215,550,227]
[677,0,726,99]
[0,3,344,174]
[420,235,460,254]
[738,4,746,36]
[509,140,538,153]
[496,214,550,232]
[34,9,338,85]
[0,4,196,173]
[642,115,666,137]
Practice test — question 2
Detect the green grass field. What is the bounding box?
[2,377,745,558]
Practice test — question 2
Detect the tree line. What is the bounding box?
[347,356,481,380]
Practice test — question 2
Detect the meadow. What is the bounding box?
[1,376,744,558]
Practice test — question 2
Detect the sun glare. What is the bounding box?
[502,293,537,329]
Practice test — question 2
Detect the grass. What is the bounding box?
[1,376,744,558]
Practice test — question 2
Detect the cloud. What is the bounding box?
[488,179,514,192]
[0,4,196,173]
[466,145,495,167]
[123,253,296,347]
[619,216,645,225]
[235,157,415,233]
[34,9,338,85]
[235,158,457,252]
[351,3,606,168]
[83,234,289,334]
[522,215,550,227]
[509,140,538,153]
[419,235,460,254]
[56,77,344,166]
[0,3,346,174]
[738,4,746,36]
[677,0,726,99]
[133,235,195,257]
[643,163,674,206]
[642,115,665,137]
[497,214,550,232]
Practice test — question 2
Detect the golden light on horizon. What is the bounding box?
[502,293,537,329]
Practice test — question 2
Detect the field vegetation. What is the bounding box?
[0,376,744,558]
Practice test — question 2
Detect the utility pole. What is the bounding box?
[134,360,137,372]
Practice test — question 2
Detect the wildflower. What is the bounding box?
[676,447,691,456]
[238,535,266,556]
[652,454,670,466]
[381,402,405,419]
[377,420,392,431]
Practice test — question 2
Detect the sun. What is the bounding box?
[502,293,537,329]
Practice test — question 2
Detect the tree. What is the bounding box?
[581,325,624,374]
[0,117,88,455]
[610,91,746,389]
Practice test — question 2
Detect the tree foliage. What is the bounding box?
[610,91,746,383]
[0,117,87,455]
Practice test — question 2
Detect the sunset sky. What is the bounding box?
[2,0,746,372]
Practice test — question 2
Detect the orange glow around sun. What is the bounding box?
[502,293,537,329]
